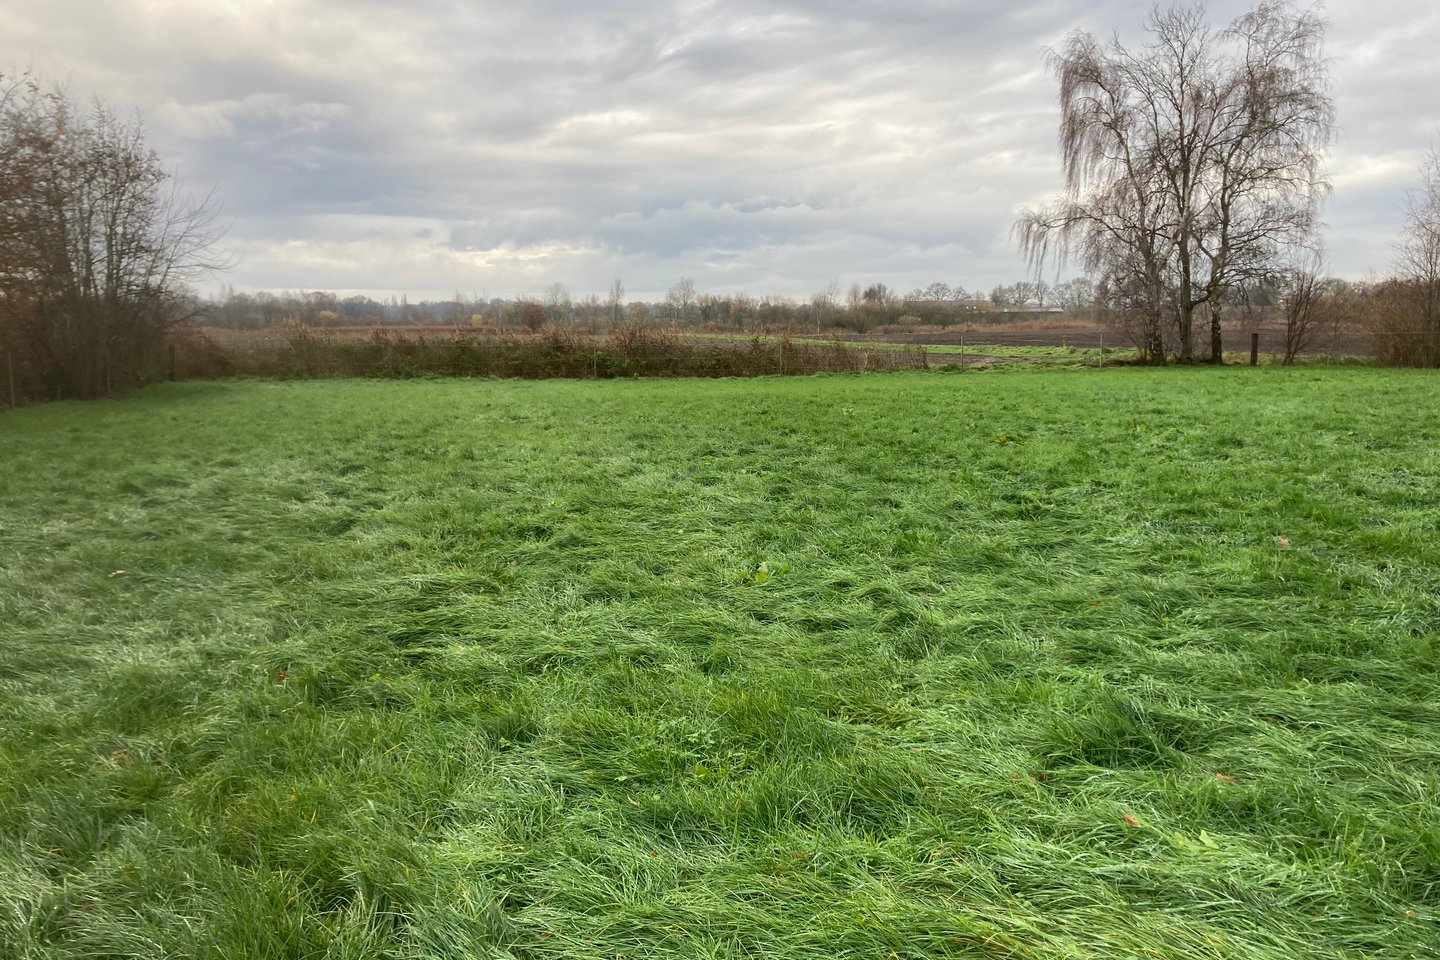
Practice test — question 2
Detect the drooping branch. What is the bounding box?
[1016,2,1333,364]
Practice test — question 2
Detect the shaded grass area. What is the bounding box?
[2,369,1438,958]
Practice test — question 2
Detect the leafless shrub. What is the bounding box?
[1272,251,1346,364]
[188,326,929,382]
[0,71,227,401]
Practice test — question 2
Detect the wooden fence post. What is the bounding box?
[1250,332,1259,366]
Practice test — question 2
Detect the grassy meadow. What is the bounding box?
[2,368,1438,958]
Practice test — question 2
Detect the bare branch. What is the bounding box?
[1016,2,1333,364]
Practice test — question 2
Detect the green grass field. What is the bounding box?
[2,369,1438,959]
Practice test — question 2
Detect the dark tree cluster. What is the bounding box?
[0,73,223,400]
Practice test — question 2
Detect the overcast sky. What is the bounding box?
[2,0,1436,301]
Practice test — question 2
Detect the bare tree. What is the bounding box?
[665,276,696,326]
[1192,2,1333,361]
[542,281,572,325]
[1017,2,1332,364]
[518,299,547,331]
[1015,15,1182,362]
[0,72,227,399]
[1053,276,1097,315]
[1274,248,1334,364]
[1396,145,1440,366]
[697,293,720,325]
[731,291,754,331]
[607,277,625,327]
[811,278,840,331]
[862,283,895,304]
[579,292,602,332]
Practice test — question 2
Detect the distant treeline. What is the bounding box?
[201,278,1103,334]
[196,273,1440,368]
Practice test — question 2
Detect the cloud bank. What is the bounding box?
[3,0,1435,299]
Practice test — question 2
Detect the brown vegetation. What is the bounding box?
[1353,279,1440,367]
[180,323,930,382]
[0,72,223,403]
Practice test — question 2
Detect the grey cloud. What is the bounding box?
[1,0,1435,298]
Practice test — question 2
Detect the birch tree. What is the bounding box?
[1397,146,1440,366]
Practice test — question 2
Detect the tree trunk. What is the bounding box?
[1143,274,1167,364]
[1208,302,1224,364]
[1178,302,1194,362]
[1145,311,1166,364]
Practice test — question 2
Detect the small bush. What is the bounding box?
[1357,278,1440,367]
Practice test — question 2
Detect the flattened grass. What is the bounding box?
[2,368,1438,958]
